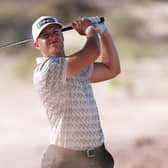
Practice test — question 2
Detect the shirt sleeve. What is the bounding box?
[87,64,94,77]
[34,57,67,88]
[82,64,94,78]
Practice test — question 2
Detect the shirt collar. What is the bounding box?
[36,57,49,64]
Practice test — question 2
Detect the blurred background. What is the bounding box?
[0,0,168,167]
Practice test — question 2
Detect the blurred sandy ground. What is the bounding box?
[1,17,168,168]
[1,52,168,168]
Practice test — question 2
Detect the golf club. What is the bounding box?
[0,17,104,49]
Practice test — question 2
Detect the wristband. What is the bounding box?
[85,26,96,37]
[95,23,107,34]
[82,16,101,24]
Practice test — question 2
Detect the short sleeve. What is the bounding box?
[82,64,94,78]
[87,64,94,77]
[33,57,67,89]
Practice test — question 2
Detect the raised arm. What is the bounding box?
[66,19,100,78]
[89,27,121,83]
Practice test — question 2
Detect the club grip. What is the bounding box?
[62,17,104,32]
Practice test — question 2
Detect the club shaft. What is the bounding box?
[0,17,104,49]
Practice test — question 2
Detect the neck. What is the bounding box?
[43,50,65,58]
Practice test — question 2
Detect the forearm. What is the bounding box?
[81,32,100,60]
[100,30,121,75]
[69,27,100,62]
[67,28,100,78]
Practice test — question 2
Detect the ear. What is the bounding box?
[34,41,40,50]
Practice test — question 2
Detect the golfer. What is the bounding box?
[32,16,120,168]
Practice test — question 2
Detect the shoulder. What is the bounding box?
[35,57,67,71]
[34,56,68,84]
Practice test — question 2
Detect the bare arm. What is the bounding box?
[66,19,100,78]
[89,29,121,83]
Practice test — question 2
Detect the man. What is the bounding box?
[32,16,120,168]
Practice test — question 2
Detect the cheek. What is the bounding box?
[37,40,50,55]
[39,40,48,48]
[61,34,64,42]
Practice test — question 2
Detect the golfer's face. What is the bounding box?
[37,24,64,56]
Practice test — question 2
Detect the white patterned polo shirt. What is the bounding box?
[33,56,104,150]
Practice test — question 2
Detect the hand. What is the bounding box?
[72,18,91,36]
[72,18,96,37]
[94,23,107,34]
[82,16,101,24]
[82,16,107,34]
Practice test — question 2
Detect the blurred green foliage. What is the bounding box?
[109,9,145,39]
[0,0,167,83]
[13,46,39,81]
[0,0,104,45]
[110,78,135,94]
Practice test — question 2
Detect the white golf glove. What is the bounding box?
[82,16,107,34]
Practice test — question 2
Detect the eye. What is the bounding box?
[53,30,59,35]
